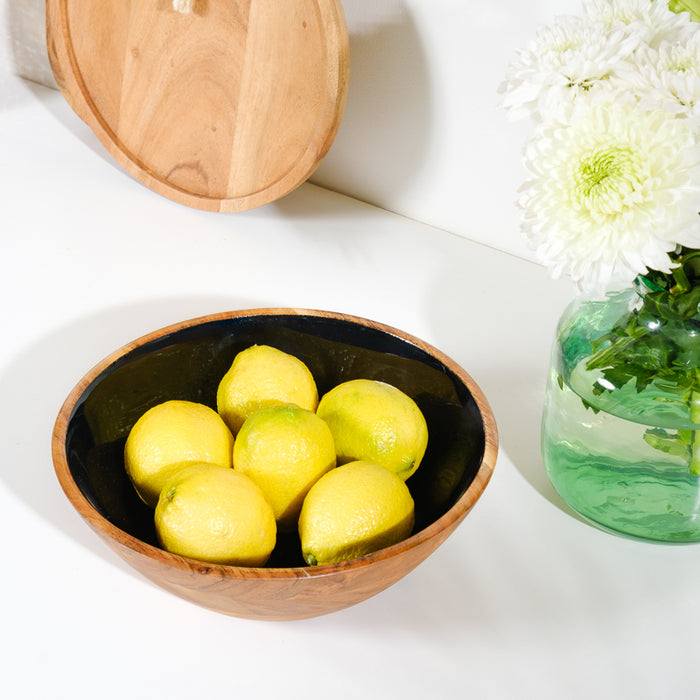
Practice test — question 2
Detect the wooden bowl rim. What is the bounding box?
[52,307,498,579]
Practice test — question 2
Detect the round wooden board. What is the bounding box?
[46,0,350,212]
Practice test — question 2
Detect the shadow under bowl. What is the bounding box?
[52,308,498,620]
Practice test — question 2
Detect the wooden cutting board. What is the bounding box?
[46,0,350,212]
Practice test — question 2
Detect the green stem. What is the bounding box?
[690,388,700,476]
[671,265,691,294]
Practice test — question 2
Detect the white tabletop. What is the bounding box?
[2,75,699,700]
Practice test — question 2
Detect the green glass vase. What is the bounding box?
[542,280,700,543]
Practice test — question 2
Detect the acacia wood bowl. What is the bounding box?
[52,309,498,620]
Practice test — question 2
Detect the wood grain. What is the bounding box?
[46,1,350,211]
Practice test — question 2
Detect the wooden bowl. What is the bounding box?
[52,309,498,620]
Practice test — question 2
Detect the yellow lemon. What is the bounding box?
[124,400,234,508]
[216,345,318,434]
[154,463,276,566]
[299,460,415,566]
[316,378,428,480]
[233,404,336,530]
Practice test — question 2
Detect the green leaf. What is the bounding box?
[643,428,690,459]
[668,0,700,22]
[577,250,700,475]
[584,264,700,398]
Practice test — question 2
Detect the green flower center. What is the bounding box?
[552,38,584,54]
[669,54,696,73]
[673,59,692,72]
[574,146,638,212]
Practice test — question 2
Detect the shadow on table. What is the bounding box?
[0,295,264,576]
[423,255,579,516]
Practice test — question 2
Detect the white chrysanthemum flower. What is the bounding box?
[499,14,642,121]
[583,0,697,46]
[614,32,700,118]
[519,103,700,291]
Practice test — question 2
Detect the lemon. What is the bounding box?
[316,378,428,480]
[299,460,415,566]
[233,404,336,530]
[154,463,276,566]
[123,400,234,508]
[216,345,318,434]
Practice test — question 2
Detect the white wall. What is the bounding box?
[1,0,581,261]
[2,1,55,90]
